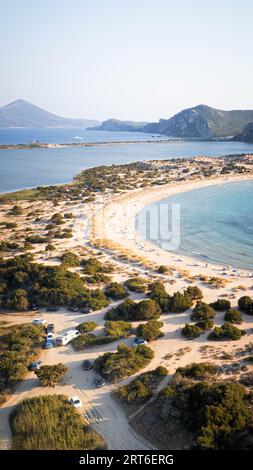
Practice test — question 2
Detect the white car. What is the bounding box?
[32,318,47,325]
[46,332,53,340]
[69,396,82,408]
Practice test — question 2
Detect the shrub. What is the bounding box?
[181,323,203,339]
[208,323,245,341]
[0,324,44,396]
[168,291,193,313]
[148,281,170,312]
[238,296,253,315]
[84,273,111,284]
[60,251,80,267]
[210,299,231,311]
[45,244,56,251]
[191,301,216,322]
[224,309,242,324]
[105,282,128,300]
[72,333,118,350]
[81,258,113,275]
[136,320,164,342]
[185,286,203,300]
[116,367,167,404]
[25,235,47,244]
[77,322,98,333]
[10,395,105,449]
[35,364,68,387]
[176,363,217,379]
[105,298,161,321]
[93,343,155,382]
[104,321,132,337]
[195,319,214,330]
[124,277,147,293]
[157,265,168,274]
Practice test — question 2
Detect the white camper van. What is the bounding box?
[56,329,80,346]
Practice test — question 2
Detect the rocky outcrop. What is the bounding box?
[233,122,253,143]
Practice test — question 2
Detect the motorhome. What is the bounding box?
[56,329,80,346]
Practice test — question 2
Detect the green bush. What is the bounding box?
[72,333,118,350]
[81,258,113,275]
[168,291,193,313]
[195,319,214,330]
[10,395,105,449]
[238,296,253,315]
[0,324,44,395]
[181,323,203,339]
[157,265,168,274]
[208,323,245,341]
[185,286,203,300]
[148,281,170,312]
[93,343,155,382]
[224,309,242,324]
[35,364,68,387]
[176,363,217,379]
[60,251,80,267]
[105,282,128,300]
[104,321,132,337]
[105,298,161,321]
[116,367,167,404]
[191,301,216,322]
[77,322,98,333]
[136,320,164,342]
[124,277,147,293]
[210,299,231,311]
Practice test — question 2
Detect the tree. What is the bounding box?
[191,301,216,322]
[148,281,170,312]
[210,299,231,311]
[238,296,253,315]
[181,323,203,339]
[61,251,80,267]
[35,364,68,387]
[136,320,164,342]
[208,323,245,341]
[224,309,242,324]
[124,277,147,293]
[185,286,203,300]
[105,298,161,321]
[105,282,128,300]
[168,291,193,313]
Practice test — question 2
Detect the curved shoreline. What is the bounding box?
[94,174,253,276]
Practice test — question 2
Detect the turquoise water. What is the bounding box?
[1,135,253,193]
[140,180,253,270]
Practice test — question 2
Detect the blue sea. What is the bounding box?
[0,128,253,268]
[140,181,253,270]
[1,128,253,193]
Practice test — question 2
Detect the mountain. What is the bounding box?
[0,99,99,128]
[142,105,253,139]
[233,122,253,143]
[88,118,147,132]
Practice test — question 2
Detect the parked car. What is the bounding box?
[46,323,54,333]
[46,332,53,341]
[31,303,39,311]
[82,360,92,371]
[79,307,93,314]
[44,339,53,349]
[28,360,42,371]
[94,377,106,388]
[47,306,59,312]
[69,396,82,408]
[68,305,79,312]
[33,317,47,325]
[133,337,147,347]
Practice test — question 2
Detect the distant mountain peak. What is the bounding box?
[0,99,99,128]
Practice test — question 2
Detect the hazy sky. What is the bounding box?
[1,0,253,121]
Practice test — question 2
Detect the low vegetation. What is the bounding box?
[105,282,128,300]
[181,323,203,339]
[72,333,118,350]
[93,343,154,382]
[124,277,147,293]
[104,320,132,338]
[10,395,105,449]
[105,298,161,321]
[116,367,168,405]
[208,323,245,341]
[224,309,242,324]
[76,322,98,333]
[191,301,216,322]
[176,363,217,380]
[210,298,231,311]
[0,323,44,402]
[35,363,68,387]
[238,296,253,315]
[136,320,164,342]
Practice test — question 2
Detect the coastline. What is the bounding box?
[93,173,253,276]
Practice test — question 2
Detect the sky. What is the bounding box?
[1,0,253,121]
